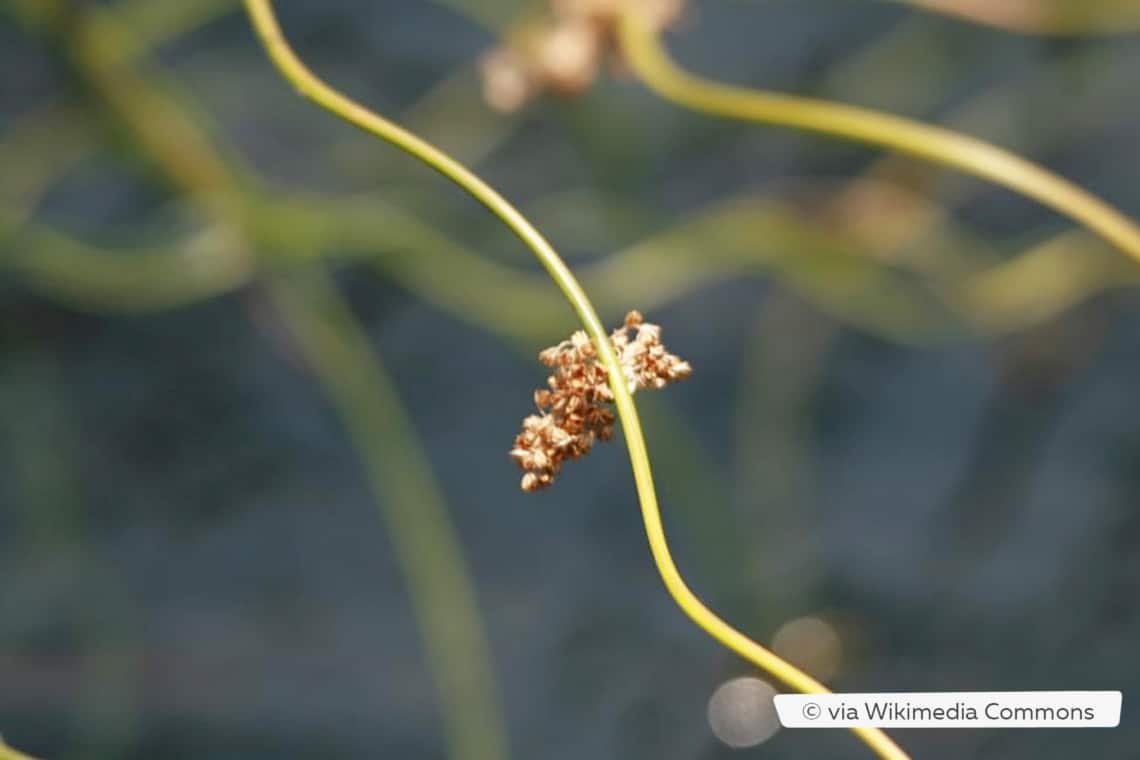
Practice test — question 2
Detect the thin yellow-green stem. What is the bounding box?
[0,741,38,760]
[240,2,910,758]
[617,10,1140,268]
[240,0,608,341]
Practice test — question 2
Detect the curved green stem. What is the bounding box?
[0,211,253,312]
[268,268,510,760]
[0,741,39,760]
[240,1,910,759]
[617,10,1140,268]
[3,6,512,758]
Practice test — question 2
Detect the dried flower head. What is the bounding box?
[511,310,690,492]
[479,47,537,113]
[611,309,692,391]
[479,0,686,111]
[533,16,602,96]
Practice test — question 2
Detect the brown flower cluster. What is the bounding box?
[480,0,685,112]
[511,310,691,492]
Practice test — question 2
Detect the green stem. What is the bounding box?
[617,10,1140,267]
[267,268,510,760]
[2,6,513,759]
[240,1,910,758]
[0,741,39,760]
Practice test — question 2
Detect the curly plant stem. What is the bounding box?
[240,2,910,759]
[617,10,1140,268]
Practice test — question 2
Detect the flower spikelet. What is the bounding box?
[511,310,690,492]
[610,309,692,392]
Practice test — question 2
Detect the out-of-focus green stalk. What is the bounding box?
[0,210,254,312]
[891,0,1140,35]
[267,267,510,760]
[1,5,514,760]
[107,0,236,61]
[283,193,946,344]
[617,9,1140,267]
[961,231,1139,332]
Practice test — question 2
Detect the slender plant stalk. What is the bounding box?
[0,210,253,312]
[616,10,1140,268]
[1,6,512,759]
[0,742,37,760]
[240,1,911,758]
[267,268,510,760]
[5,0,1125,338]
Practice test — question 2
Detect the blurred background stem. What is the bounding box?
[0,3,513,759]
[890,0,1140,35]
[617,8,1140,266]
[267,267,510,760]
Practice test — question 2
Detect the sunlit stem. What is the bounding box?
[617,10,1140,268]
[241,1,910,758]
